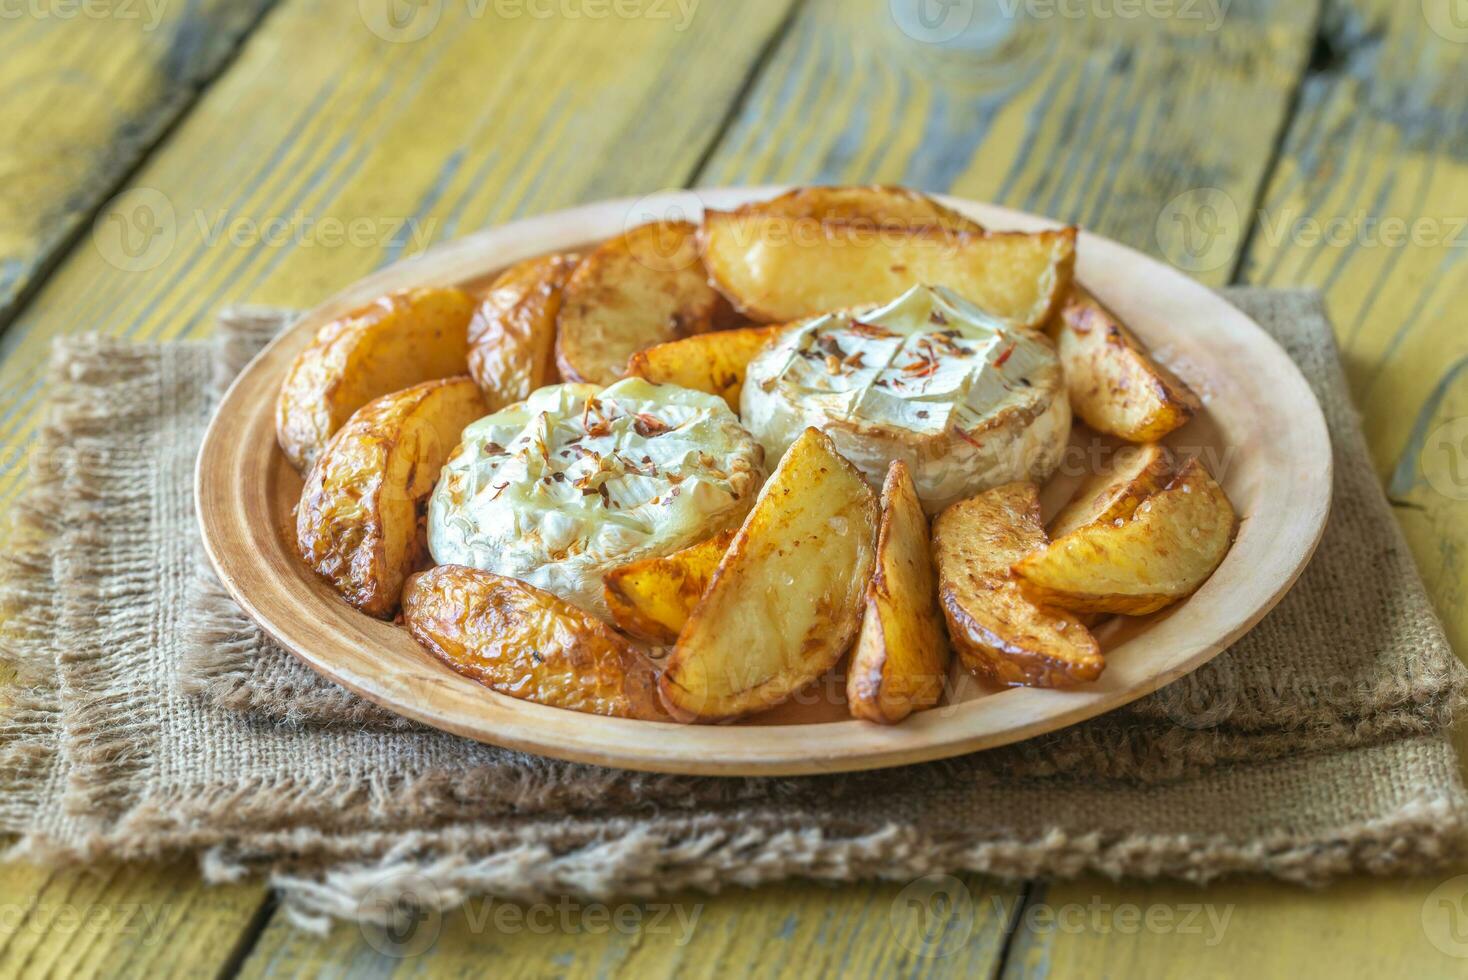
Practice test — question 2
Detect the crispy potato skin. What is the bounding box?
[1014,458,1236,615]
[469,253,580,410]
[1049,443,1175,539]
[699,214,1075,328]
[404,565,667,720]
[933,482,1103,687]
[555,221,734,386]
[1057,287,1201,442]
[623,326,784,412]
[296,377,486,618]
[602,529,735,645]
[277,286,476,473]
[659,428,879,722]
[734,185,984,231]
[848,461,952,723]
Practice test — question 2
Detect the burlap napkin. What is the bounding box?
[2,288,1466,931]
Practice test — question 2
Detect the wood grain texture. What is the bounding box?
[1002,876,1468,979]
[237,876,1021,978]
[0,859,267,978]
[697,0,1316,286]
[1239,0,1468,657]
[0,0,275,328]
[0,0,799,511]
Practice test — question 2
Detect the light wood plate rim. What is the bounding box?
[196,187,1332,776]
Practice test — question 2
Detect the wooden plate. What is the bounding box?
[196,188,1331,776]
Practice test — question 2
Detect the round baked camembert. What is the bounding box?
[428,378,763,618]
[741,284,1070,513]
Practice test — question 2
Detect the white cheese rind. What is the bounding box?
[741,285,1070,513]
[428,378,764,618]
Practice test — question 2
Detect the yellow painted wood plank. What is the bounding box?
[237,876,1021,978]
[0,857,268,978]
[1001,875,1468,978]
[988,4,1468,978]
[1239,0,1468,658]
[698,0,1316,288]
[1,0,830,975]
[0,0,276,326]
[0,0,799,508]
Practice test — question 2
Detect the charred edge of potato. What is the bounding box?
[728,185,986,232]
[295,377,486,619]
[554,221,733,386]
[467,252,581,410]
[933,483,1104,688]
[276,286,477,474]
[848,460,952,724]
[403,565,668,721]
[658,428,878,723]
[1060,288,1202,441]
[1014,458,1237,616]
[1047,443,1176,540]
[602,529,737,645]
[699,215,1077,328]
[939,591,1103,687]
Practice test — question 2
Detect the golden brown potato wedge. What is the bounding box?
[555,221,732,386]
[699,213,1075,327]
[1014,458,1237,615]
[1057,287,1201,442]
[660,428,879,722]
[623,325,784,412]
[603,529,735,645]
[468,252,580,410]
[277,286,476,473]
[847,461,952,723]
[934,482,1103,687]
[297,377,486,618]
[403,564,666,720]
[735,185,984,231]
[1048,443,1175,539]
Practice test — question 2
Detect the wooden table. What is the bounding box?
[2,1,1465,974]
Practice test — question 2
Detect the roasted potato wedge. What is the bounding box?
[660,428,878,721]
[1057,287,1201,442]
[699,213,1075,328]
[404,564,666,720]
[468,252,580,410]
[847,461,952,723]
[1049,443,1175,539]
[277,286,476,473]
[623,325,784,412]
[297,377,487,618]
[603,529,735,645]
[734,185,983,231]
[1015,458,1236,615]
[555,221,732,385]
[934,482,1103,687]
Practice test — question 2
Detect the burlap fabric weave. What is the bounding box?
[2,288,1465,930]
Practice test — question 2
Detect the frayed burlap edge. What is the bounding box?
[256,796,1468,932]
